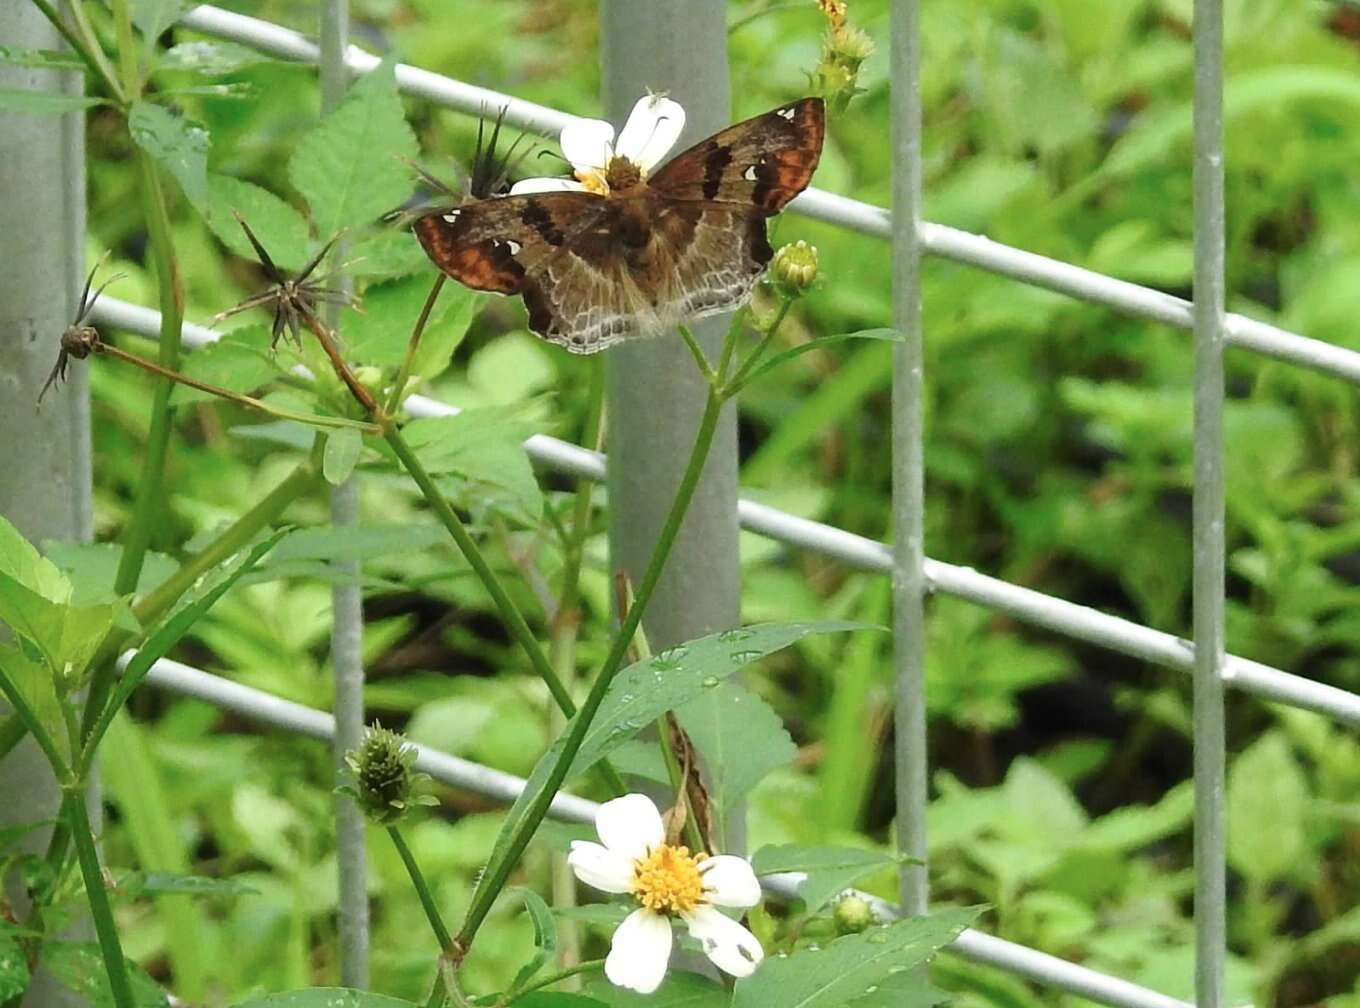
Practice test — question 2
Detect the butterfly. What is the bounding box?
[413,95,825,354]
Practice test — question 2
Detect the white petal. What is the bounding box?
[509,177,588,195]
[567,840,635,894]
[682,905,764,979]
[560,117,615,171]
[605,909,672,994]
[595,793,664,862]
[699,855,762,908]
[615,94,686,171]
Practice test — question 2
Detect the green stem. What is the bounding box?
[656,715,706,853]
[382,425,576,716]
[111,155,183,596]
[385,275,446,414]
[509,960,604,1000]
[724,296,793,394]
[107,0,142,96]
[65,791,136,1008]
[0,669,70,782]
[387,826,454,953]
[28,0,125,103]
[453,387,727,955]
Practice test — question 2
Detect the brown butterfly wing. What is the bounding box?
[647,97,825,213]
[412,192,605,295]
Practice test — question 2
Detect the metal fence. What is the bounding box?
[73,2,1360,1007]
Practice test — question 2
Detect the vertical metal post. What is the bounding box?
[0,5,91,1008]
[600,2,740,656]
[1191,1,1226,1005]
[890,0,929,915]
[320,0,369,988]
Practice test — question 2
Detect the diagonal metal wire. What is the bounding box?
[89,295,1360,730]
[136,655,1193,1008]
[173,3,1360,387]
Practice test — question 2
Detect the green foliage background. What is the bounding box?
[55,0,1360,1006]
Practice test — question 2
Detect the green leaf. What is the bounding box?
[750,845,897,913]
[205,176,312,272]
[128,101,209,207]
[342,275,466,367]
[42,942,168,1008]
[0,89,104,115]
[735,329,901,391]
[676,681,795,823]
[324,428,364,485]
[581,973,728,1007]
[85,530,289,755]
[115,871,259,898]
[228,990,418,1008]
[0,643,68,767]
[410,286,480,380]
[487,623,867,882]
[1227,732,1309,884]
[730,908,978,1008]
[0,46,88,71]
[289,58,418,237]
[42,542,177,607]
[156,40,277,76]
[509,887,558,991]
[349,232,434,280]
[271,524,451,565]
[847,969,950,1008]
[512,996,609,1008]
[400,409,543,522]
[132,0,193,51]
[0,514,71,601]
[0,925,30,1001]
[174,325,282,406]
[0,571,114,680]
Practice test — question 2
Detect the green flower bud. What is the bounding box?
[343,723,436,824]
[771,240,820,297]
[829,25,875,66]
[833,893,876,935]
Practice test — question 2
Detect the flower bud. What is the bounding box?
[343,723,436,824]
[832,893,875,935]
[829,25,875,66]
[771,240,820,297]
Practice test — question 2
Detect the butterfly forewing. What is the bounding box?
[648,97,825,213]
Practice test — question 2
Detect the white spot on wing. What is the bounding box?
[442,210,461,223]
[743,164,759,181]
[776,107,796,120]
[506,239,522,254]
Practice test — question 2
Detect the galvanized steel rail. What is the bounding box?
[69,4,1360,1007]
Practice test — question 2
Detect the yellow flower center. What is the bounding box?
[576,156,644,196]
[632,844,707,915]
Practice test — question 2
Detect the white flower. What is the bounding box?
[510,94,686,198]
[568,793,764,994]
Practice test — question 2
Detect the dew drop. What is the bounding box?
[701,675,721,688]
[866,930,890,944]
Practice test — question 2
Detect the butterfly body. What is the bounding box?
[415,97,824,353]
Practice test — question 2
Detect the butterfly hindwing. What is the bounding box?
[648,97,825,213]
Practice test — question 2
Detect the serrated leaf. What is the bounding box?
[509,887,558,990]
[348,232,434,280]
[0,46,87,71]
[289,58,417,237]
[174,325,282,406]
[410,286,479,379]
[156,40,276,76]
[342,274,463,367]
[481,623,869,900]
[43,942,168,1008]
[751,845,897,913]
[735,329,902,391]
[228,991,417,1008]
[400,409,543,522]
[731,908,978,1008]
[42,542,177,607]
[677,681,796,827]
[0,571,114,680]
[129,101,209,207]
[206,176,311,272]
[0,89,104,115]
[581,973,728,1007]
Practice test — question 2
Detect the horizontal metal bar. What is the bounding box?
[90,294,1360,728]
[139,656,1191,1008]
[174,3,1360,386]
